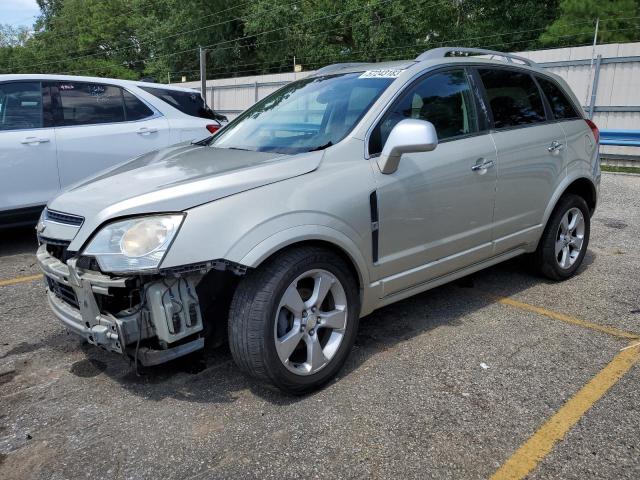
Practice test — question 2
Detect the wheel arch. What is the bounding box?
[562,177,597,215]
[543,175,597,229]
[237,226,372,308]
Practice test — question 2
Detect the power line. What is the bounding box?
[168,14,630,78]
[8,0,259,71]
[38,0,409,75]
[54,0,457,76]
[197,26,640,80]
[178,16,575,76]
[50,7,640,78]
[167,13,640,78]
[22,0,198,41]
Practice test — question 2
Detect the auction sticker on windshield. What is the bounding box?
[359,69,404,79]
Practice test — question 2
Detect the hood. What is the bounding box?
[48,144,323,243]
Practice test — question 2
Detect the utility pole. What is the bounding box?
[199,46,207,107]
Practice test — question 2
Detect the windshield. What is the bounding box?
[211,73,394,154]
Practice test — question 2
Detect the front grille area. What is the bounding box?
[44,208,84,227]
[46,277,79,309]
[40,237,74,262]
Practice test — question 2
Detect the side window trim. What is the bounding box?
[531,74,554,122]
[366,65,486,158]
[46,81,63,127]
[468,68,493,131]
[51,81,161,128]
[41,82,55,128]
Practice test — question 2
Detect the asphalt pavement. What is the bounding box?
[0,173,638,479]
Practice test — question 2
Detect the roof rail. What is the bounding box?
[415,47,536,67]
[313,62,368,76]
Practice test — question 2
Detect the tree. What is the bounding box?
[9,0,637,81]
[0,25,31,48]
[242,0,561,74]
[541,0,640,46]
[35,0,64,29]
[138,0,251,82]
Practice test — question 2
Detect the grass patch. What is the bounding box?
[601,165,640,174]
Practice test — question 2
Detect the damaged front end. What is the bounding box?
[36,210,243,366]
[38,243,209,365]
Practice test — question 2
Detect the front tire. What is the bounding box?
[228,246,360,394]
[533,194,590,281]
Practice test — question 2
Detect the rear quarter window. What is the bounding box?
[140,86,216,120]
[479,69,546,129]
[123,90,155,121]
[536,76,580,120]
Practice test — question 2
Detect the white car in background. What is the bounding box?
[0,75,227,227]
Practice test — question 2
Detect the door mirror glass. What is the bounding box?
[377,119,438,174]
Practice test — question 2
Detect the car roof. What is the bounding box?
[309,47,551,78]
[0,74,199,93]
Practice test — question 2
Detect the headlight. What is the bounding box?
[83,214,184,273]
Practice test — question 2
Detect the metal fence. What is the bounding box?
[178,42,640,160]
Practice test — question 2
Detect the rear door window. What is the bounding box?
[140,87,216,119]
[369,69,479,154]
[536,76,580,120]
[0,82,43,130]
[479,69,546,129]
[57,82,125,126]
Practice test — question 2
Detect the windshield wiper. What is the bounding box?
[308,141,333,152]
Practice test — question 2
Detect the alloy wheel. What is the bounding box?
[555,207,585,269]
[273,269,348,376]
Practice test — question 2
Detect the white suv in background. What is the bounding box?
[0,75,227,227]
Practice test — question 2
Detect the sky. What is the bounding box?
[0,0,41,28]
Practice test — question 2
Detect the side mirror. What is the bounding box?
[377,119,438,174]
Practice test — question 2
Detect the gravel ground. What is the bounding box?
[0,173,638,479]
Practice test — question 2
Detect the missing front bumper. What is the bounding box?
[37,244,205,366]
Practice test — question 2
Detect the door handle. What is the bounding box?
[137,127,158,135]
[21,136,50,145]
[547,140,564,153]
[471,159,494,172]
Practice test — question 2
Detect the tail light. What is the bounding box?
[206,124,220,134]
[585,119,599,144]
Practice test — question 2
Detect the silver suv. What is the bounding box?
[37,48,600,393]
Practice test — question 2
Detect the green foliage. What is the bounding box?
[600,165,640,174]
[541,0,640,46]
[242,0,562,73]
[0,0,636,82]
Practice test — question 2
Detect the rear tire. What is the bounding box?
[533,194,590,281]
[228,246,360,394]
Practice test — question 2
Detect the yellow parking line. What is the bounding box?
[491,342,640,480]
[0,273,43,287]
[485,293,639,340]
